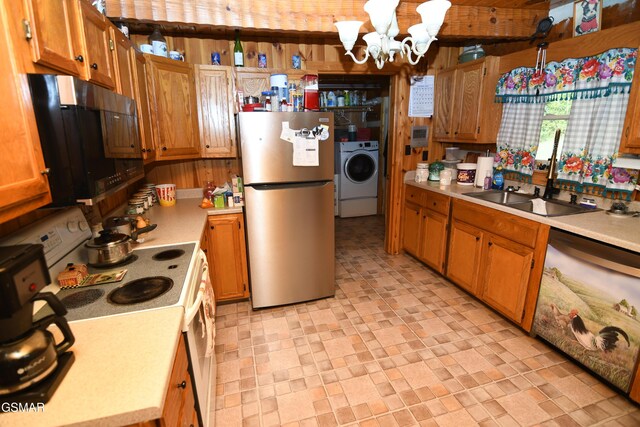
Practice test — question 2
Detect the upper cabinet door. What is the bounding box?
[0,2,51,223]
[76,0,115,89]
[146,55,200,160]
[110,27,134,98]
[131,51,156,162]
[196,65,236,158]
[433,68,457,140]
[453,61,484,141]
[23,0,83,76]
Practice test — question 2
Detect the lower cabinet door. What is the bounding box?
[402,202,422,257]
[420,209,447,274]
[447,220,483,295]
[207,214,249,301]
[481,233,534,323]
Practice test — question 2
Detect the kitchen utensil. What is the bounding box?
[85,231,133,267]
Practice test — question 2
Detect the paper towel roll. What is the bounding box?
[475,156,494,187]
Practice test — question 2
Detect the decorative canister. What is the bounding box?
[415,162,429,183]
[456,163,477,185]
[428,162,444,181]
[127,199,145,214]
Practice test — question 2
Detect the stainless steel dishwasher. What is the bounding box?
[532,229,640,393]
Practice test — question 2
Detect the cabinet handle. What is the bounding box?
[162,147,167,151]
[178,381,187,389]
[488,241,493,246]
[475,237,479,241]
[454,131,458,135]
[445,131,449,135]
[75,55,84,63]
[626,127,630,138]
[40,168,51,176]
[130,144,135,148]
[206,145,210,148]
[91,63,98,70]
[210,225,215,230]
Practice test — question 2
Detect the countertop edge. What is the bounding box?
[405,179,640,253]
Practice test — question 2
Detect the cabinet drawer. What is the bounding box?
[405,185,427,206]
[452,198,539,248]
[425,191,450,216]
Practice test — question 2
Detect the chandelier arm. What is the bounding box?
[345,48,371,65]
[403,43,421,66]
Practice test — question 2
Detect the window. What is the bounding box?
[535,99,572,162]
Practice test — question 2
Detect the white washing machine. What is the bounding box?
[337,140,379,217]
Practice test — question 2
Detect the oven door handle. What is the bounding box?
[184,254,208,325]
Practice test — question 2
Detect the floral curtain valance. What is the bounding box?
[495,48,637,104]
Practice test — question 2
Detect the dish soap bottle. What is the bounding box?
[233,30,244,67]
[492,166,504,190]
[148,27,167,57]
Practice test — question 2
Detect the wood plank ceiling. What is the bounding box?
[106,0,551,41]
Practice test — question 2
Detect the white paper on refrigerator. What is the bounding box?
[280,121,296,143]
[293,136,319,166]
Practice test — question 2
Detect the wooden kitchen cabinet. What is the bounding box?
[74,0,116,89]
[447,198,549,330]
[195,65,237,158]
[620,52,640,154]
[401,186,450,274]
[433,68,457,140]
[110,26,134,98]
[481,233,534,323]
[145,54,200,160]
[160,334,198,427]
[131,50,156,162]
[21,0,84,76]
[206,214,250,302]
[446,220,483,295]
[433,57,502,144]
[0,1,51,224]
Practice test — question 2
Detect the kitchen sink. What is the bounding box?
[463,190,600,217]
[464,190,535,204]
[508,200,599,217]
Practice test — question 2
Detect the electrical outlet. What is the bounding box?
[422,151,428,161]
[405,145,411,156]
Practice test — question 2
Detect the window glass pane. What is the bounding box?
[544,99,572,116]
[536,119,567,161]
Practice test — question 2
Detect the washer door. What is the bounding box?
[345,152,376,183]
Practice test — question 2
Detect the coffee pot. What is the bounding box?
[0,245,75,398]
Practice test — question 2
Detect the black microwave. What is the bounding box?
[27,74,143,207]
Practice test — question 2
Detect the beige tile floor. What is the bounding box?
[213,216,640,426]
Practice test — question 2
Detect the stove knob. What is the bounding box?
[79,221,89,232]
[67,221,79,232]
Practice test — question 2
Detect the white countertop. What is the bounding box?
[0,307,184,427]
[0,196,241,426]
[405,179,640,253]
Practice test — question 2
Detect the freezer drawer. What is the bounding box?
[239,112,334,184]
[245,182,335,308]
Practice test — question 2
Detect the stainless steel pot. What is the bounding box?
[85,231,133,267]
[103,217,157,241]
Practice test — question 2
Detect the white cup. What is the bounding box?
[140,44,153,54]
[440,169,452,185]
[169,50,184,61]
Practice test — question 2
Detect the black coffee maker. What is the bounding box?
[0,244,75,402]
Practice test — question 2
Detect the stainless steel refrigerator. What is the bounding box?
[239,112,335,309]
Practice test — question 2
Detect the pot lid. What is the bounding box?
[104,216,132,229]
[86,231,130,248]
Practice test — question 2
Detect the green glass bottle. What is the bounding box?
[233,30,244,67]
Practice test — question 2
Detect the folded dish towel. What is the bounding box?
[531,198,547,215]
[201,264,217,358]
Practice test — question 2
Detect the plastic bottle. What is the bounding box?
[148,28,167,57]
[483,171,492,190]
[492,167,504,190]
[233,30,244,67]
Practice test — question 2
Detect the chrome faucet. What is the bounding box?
[543,129,561,200]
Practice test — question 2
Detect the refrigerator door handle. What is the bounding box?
[551,238,640,278]
[251,181,331,190]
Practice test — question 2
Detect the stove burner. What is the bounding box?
[152,249,185,261]
[91,254,139,269]
[60,289,105,309]
[107,277,174,305]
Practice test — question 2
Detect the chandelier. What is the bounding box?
[334,0,451,69]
